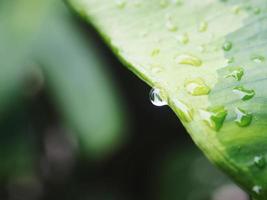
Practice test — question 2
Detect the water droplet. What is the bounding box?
[235,107,252,127]
[225,67,244,81]
[175,54,202,66]
[198,21,208,32]
[115,0,126,8]
[252,185,262,195]
[222,41,233,51]
[185,78,210,96]
[199,106,228,131]
[151,48,160,57]
[149,88,167,106]
[251,55,265,63]
[254,156,265,168]
[233,86,255,101]
[176,33,189,44]
[172,99,193,122]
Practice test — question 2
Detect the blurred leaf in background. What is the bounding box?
[0,0,129,180]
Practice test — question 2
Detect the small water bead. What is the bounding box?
[176,33,189,44]
[185,78,210,96]
[235,107,252,127]
[233,86,255,101]
[149,88,167,106]
[225,67,244,81]
[254,156,266,169]
[222,41,233,51]
[172,99,193,122]
[198,21,208,32]
[175,54,202,66]
[251,55,265,63]
[252,185,262,195]
[199,106,228,131]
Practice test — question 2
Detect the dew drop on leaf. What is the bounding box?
[235,107,252,127]
[149,88,167,106]
[222,41,233,51]
[175,54,202,66]
[233,86,255,101]
[225,67,244,81]
[185,78,210,96]
[199,106,228,131]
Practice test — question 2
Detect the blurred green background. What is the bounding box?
[0,1,249,200]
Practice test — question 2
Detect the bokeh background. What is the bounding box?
[0,1,249,200]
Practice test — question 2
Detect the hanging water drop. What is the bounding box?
[199,106,228,131]
[149,88,167,106]
[185,78,210,96]
[233,86,255,101]
[175,54,202,66]
[235,107,252,127]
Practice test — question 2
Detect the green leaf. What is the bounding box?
[34,1,128,158]
[67,0,267,198]
[0,0,52,117]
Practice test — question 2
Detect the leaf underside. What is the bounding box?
[67,0,267,198]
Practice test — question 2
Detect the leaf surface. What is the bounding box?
[67,0,267,198]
